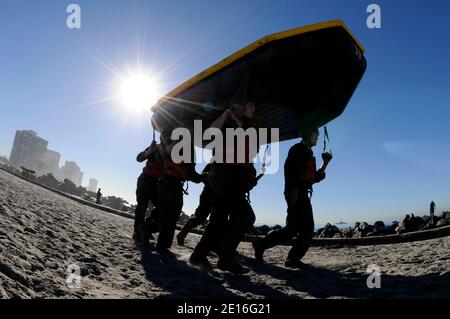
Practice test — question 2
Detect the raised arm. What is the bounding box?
[136,141,158,162]
[209,109,233,130]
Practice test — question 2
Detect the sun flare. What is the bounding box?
[120,73,160,112]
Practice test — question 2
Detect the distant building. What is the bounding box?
[36,149,61,177]
[10,130,48,172]
[88,178,98,193]
[60,161,83,187]
[0,155,10,166]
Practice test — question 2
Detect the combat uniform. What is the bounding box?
[253,140,325,263]
[156,143,202,251]
[191,116,258,273]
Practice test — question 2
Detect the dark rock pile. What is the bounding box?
[313,211,450,239]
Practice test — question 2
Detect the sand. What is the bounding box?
[1,169,449,299]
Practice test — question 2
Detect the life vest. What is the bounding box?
[143,160,164,177]
[299,156,317,184]
[161,161,192,181]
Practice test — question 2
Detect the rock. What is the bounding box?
[410,215,426,231]
[420,222,435,231]
[316,227,324,236]
[257,225,271,235]
[318,223,341,238]
[373,221,386,234]
[354,222,374,237]
[436,218,450,227]
[396,214,426,234]
[341,228,353,238]
[352,231,362,238]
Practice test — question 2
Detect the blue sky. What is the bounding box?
[1,0,449,225]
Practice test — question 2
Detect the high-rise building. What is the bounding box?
[10,130,48,172]
[60,161,83,187]
[36,149,61,177]
[88,178,98,193]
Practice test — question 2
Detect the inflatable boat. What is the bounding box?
[151,20,367,145]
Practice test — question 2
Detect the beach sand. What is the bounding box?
[1,169,449,299]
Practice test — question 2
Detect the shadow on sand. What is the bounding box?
[138,245,292,299]
[240,255,450,299]
[138,246,450,299]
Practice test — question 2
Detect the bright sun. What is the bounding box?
[120,73,160,112]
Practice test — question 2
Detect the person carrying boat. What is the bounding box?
[176,163,212,246]
[252,127,332,268]
[189,102,260,274]
[156,129,203,253]
[133,139,161,246]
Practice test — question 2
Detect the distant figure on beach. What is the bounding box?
[253,127,332,269]
[430,201,436,224]
[96,188,102,205]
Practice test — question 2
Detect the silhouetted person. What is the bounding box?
[176,163,212,246]
[252,127,332,268]
[190,102,259,274]
[430,201,436,225]
[155,129,202,253]
[133,140,161,246]
[96,188,102,204]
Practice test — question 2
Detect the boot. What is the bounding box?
[134,224,150,247]
[252,240,265,263]
[217,258,249,275]
[177,218,197,246]
[189,253,212,269]
[284,259,306,269]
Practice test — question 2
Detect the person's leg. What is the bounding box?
[190,204,227,264]
[286,193,314,263]
[252,192,300,262]
[133,175,151,240]
[142,176,160,235]
[164,182,183,249]
[216,193,255,274]
[213,167,255,274]
[177,183,212,245]
[192,182,213,224]
[156,177,184,250]
[220,193,255,260]
[190,167,227,264]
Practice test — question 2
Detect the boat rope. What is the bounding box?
[323,126,332,155]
